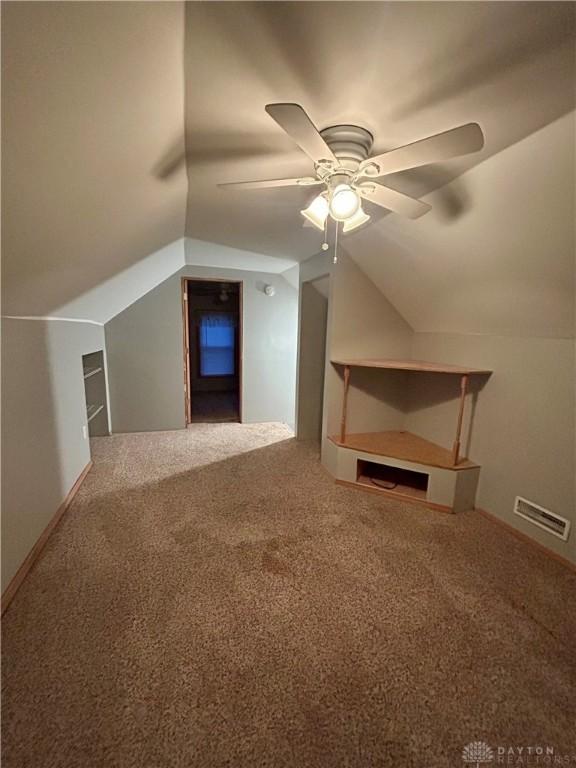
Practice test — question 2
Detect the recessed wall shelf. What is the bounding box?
[82,351,109,437]
[83,366,103,380]
[87,404,105,423]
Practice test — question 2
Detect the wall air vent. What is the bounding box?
[513,496,571,541]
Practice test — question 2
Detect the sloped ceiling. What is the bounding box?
[349,112,575,338]
[2,1,575,334]
[49,238,296,324]
[182,2,575,265]
[1,1,187,316]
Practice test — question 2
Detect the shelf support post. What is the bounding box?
[340,365,351,444]
[452,374,469,466]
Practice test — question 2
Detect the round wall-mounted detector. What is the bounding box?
[264,284,276,297]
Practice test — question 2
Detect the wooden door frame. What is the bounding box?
[181,277,243,425]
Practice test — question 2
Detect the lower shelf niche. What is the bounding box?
[356,459,429,500]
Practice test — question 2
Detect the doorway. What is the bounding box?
[182,278,242,424]
[296,275,329,442]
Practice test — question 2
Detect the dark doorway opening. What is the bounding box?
[183,278,242,424]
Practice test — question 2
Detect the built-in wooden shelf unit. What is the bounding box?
[331,358,491,467]
[331,358,491,375]
[328,358,492,512]
[329,430,479,471]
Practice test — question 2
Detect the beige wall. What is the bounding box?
[105,265,298,433]
[302,247,575,566]
[339,111,576,565]
[292,248,415,472]
[296,249,414,457]
[1,319,107,590]
[407,332,575,564]
[1,1,186,594]
[325,250,413,440]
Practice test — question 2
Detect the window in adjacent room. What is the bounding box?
[198,312,236,377]
[184,279,241,425]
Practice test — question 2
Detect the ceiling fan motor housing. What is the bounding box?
[319,125,374,172]
[221,104,484,222]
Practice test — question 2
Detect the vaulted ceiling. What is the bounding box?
[182,2,575,263]
[2,1,575,332]
[350,112,575,338]
[2,1,187,316]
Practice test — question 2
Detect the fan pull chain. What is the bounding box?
[333,220,339,264]
[321,215,329,251]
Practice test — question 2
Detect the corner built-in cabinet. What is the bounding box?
[328,358,492,513]
[82,351,109,437]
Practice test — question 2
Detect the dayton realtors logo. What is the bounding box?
[462,742,575,766]
[463,742,494,767]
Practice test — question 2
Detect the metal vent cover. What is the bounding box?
[514,496,571,541]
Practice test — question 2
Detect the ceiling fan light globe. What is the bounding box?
[329,184,360,221]
[342,206,371,233]
[300,193,329,231]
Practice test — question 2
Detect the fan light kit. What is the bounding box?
[219,103,485,236]
[301,193,329,229]
[329,182,360,221]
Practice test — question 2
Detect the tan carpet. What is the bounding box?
[2,423,576,767]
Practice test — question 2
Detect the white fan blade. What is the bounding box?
[219,177,321,190]
[265,103,337,165]
[361,123,484,178]
[358,183,431,219]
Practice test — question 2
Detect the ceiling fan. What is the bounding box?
[219,103,484,232]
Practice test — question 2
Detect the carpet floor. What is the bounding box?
[2,423,576,767]
[190,391,239,423]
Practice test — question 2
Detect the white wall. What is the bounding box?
[105,265,298,433]
[1,318,107,590]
